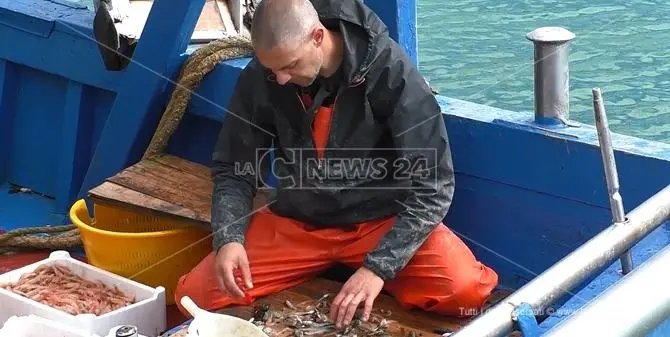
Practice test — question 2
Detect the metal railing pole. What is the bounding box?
[450,184,670,337]
[543,243,670,337]
[592,88,634,274]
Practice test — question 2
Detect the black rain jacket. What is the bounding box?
[211,0,455,280]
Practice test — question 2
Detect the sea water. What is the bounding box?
[418,0,670,143]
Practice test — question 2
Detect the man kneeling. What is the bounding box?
[175,0,498,328]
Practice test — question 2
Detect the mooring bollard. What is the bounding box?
[526,27,576,126]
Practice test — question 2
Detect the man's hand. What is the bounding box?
[330,266,384,328]
[214,242,253,298]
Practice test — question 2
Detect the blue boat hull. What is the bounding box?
[1,0,670,335]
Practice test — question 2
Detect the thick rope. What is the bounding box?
[0,225,76,243]
[0,225,81,255]
[142,35,254,159]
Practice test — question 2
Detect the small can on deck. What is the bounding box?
[115,325,138,337]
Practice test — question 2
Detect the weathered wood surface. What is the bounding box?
[87,154,270,226]
[88,182,207,223]
[107,159,213,217]
[219,277,466,337]
[164,276,518,336]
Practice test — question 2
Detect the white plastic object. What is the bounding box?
[180,296,268,337]
[0,251,166,337]
[0,314,102,337]
[0,316,150,337]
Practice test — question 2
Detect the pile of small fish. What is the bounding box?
[0,263,135,316]
[249,293,398,337]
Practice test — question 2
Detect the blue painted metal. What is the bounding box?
[534,115,566,127]
[0,59,15,183]
[0,183,65,230]
[77,0,208,202]
[9,65,68,198]
[55,82,94,212]
[0,0,121,90]
[2,0,670,335]
[364,0,418,65]
[512,303,541,337]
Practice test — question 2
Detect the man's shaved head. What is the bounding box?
[250,0,321,51]
[250,0,343,87]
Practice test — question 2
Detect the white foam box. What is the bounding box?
[0,314,102,337]
[0,314,151,337]
[0,251,166,337]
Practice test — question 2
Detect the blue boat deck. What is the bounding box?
[0,182,65,232]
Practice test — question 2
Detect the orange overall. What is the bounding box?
[174,95,499,318]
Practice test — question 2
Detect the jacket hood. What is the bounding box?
[310,0,390,85]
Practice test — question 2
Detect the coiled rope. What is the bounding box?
[0,225,81,255]
[143,35,253,159]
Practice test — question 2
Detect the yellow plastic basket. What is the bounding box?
[69,199,212,305]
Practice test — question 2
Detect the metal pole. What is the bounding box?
[450,184,670,337]
[543,243,670,337]
[526,27,576,126]
[593,88,634,275]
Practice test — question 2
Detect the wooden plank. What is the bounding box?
[196,0,226,31]
[152,154,211,180]
[89,178,271,226]
[218,277,463,336]
[129,158,212,193]
[191,31,226,43]
[132,160,211,208]
[95,156,271,223]
[109,158,211,208]
[130,0,232,41]
[165,284,517,337]
[215,0,237,33]
[88,181,209,224]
